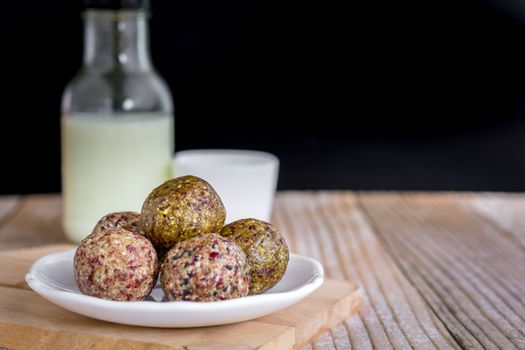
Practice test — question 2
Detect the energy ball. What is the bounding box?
[92,211,143,236]
[160,233,249,302]
[74,228,159,301]
[220,218,289,295]
[140,175,226,257]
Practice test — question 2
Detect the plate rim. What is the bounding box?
[25,248,324,313]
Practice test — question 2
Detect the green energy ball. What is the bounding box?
[219,218,289,295]
[140,175,226,256]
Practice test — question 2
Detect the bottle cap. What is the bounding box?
[82,0,150,10]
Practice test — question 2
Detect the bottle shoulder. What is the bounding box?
[62,68,173,114]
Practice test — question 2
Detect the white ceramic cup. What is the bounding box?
[173,149,279,224]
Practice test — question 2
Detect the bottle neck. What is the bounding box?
[83,10,152,71]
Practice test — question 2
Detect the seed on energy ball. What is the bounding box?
[73,228,159,301]
[160,233,249,302]
[92,211,144,236]
[220,218,289,295]
[140,175,226,256]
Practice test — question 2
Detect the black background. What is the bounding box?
[2,0,525,193]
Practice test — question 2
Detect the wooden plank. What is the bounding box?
[0,195,20,223]
[0,285,294,350]
[359,192,525,350]
[467,192,525,249]
[0,195,67,251]
[0,282,358,350]
[0,244,74,289]
[0,244,362,350]
[262,279,362,349]
[8,192,516,349]
[273,192,460,350]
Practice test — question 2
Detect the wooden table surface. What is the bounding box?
[1,192,524,350]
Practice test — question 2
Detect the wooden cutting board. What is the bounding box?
[0,245,362,350]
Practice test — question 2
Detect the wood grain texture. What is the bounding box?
[274,192,460,350]
[0,195,66,251]
[1,192,524,349]
[0,285,295,350]
[0,195,20,224]
[0,244,74,289]
[468,192,525,249]
[359,192,525,350]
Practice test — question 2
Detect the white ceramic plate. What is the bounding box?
[26,249,324,328]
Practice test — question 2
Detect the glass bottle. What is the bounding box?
[61,0,174,243]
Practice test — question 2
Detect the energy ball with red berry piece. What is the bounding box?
[73,228,159,301]
[160,233,249,302]
[220,218,289,295]
[92,211,144,236]
[140,176,226,258]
